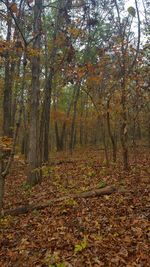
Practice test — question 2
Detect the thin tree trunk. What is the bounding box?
[59,89,75,151]
[120,84,129,170]
[3,9,13,137]
[55,121,62,151]
[0,157,5,211]
[148,115,150,148]
[69,85,80,153]
[101,117,109,168]
[106,99,117,162]
[21,101,29,160]
[79,93,84,146]
[54,88,75,151]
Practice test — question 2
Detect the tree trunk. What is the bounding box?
[55,121,63,151]
[120,85,129,170]
[69,85,80,153]
[0,158,5,211]
[54,88,75,151]
[39,1,63,162]
[148,115,150,148]
[27,0,42,186]
[106,99,117,162]
[3,11,13,137]
[40,79,52,161]
[102,120,109,167]
[0,175,5,211]
[79,93,84,146]
[21,100,29,160]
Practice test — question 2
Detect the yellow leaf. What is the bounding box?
[68,27,81,38]
[104,195,110,200]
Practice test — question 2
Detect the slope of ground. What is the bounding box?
[0,149,150,267]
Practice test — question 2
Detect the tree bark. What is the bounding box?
[101,117,109,167]
[120,83,129,170]
[3,9,13,137]
[148,116,150,148]
[54,88,75,151]
[55,121,62,151]
[69,85,80,153]
[27,0,42,185]
[106,99,117,162]
[39,1,63,162]
[0,157,5,211]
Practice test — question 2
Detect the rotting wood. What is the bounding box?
[1,185,116,216]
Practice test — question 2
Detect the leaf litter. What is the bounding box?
[0,148,149,267]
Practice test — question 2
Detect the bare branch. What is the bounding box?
[129,0,141,72]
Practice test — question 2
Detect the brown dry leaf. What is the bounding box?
[1,149,149,266]
[132,227,143,238]
[111,256,120,264]
[7,250,18,260]
[118,246,128,257]
[9,3,18,13]
[17,238,30,251]
[124,235,132,243]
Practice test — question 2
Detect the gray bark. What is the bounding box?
[3,9,13,137]
[27,0,42,185]
[69,85,80,152]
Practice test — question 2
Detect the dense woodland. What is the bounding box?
[0,0,150,266]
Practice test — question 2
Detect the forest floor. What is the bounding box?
[0,148,150,267]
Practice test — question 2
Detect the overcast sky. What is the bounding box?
[125,0,146,44]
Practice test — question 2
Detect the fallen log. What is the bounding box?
[1,185,116,216]
[78,185,116,198]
